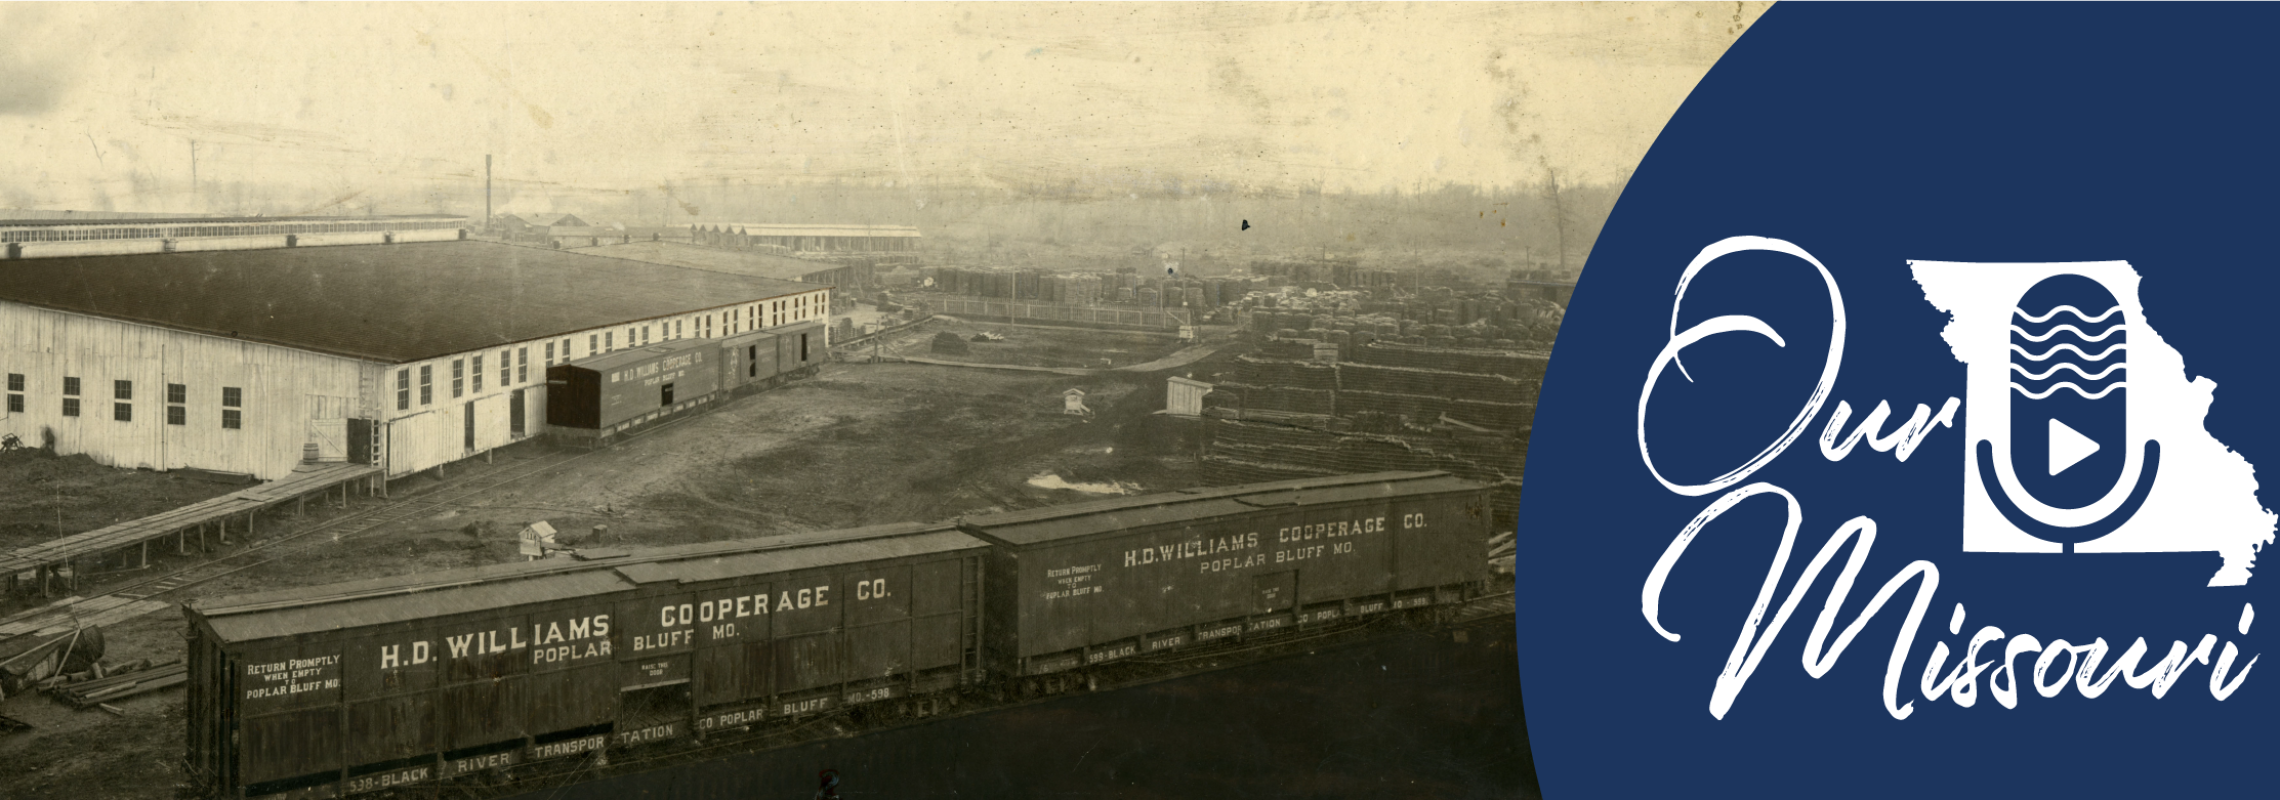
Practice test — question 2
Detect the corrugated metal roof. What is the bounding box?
[961,471,1477,547]
[191,522,978,643]
[571,241,834,283]
[0,241,816,363]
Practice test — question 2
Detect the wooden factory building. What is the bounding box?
[0,241,829,482]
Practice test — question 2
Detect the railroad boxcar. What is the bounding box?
[958,471,1491,677]
[184,523,986,800]
[718,319,828,397]
[772,319,827,374]
[717,328,784,396]
[544,339,722,447]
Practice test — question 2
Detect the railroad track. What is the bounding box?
[108,451,583,602]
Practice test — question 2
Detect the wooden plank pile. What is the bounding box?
[46,659,186,709]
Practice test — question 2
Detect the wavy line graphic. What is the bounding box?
[2009,323,2125,343]
[2010,361,2127,381]
[2009,342,2127,362]
[2014,304,2123,325]
[2009,381,2128,400]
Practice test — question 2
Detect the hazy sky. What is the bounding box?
[1,2,1766,213]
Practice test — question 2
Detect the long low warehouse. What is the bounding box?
[0,240,832,483]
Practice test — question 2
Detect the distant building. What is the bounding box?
[694,223,921,254]
[546,226,635,249]
[1504,275,1576,307]
[550,214,591,228]
[0,215,468,260]
[1165,377,1212,417]
[572,240,851,285]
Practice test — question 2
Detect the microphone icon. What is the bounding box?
[1972,274,2160,552]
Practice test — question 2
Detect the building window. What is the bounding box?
[113,380,131,401]
[545,341,555,366]
[221,386,241,429]
[5,394,19,413]
[420,365,433,405]
[62,398,79,417]
[452,359,465,398]
[561,338,570,361]
[6,373,21,392]
[471,355,483,393]
[500,349,511,386]
[675,320,683,338]
[397,369,410,410]
[64,376,79,396]
[114,402,131,422]
[222,409,241,429]
[167,405,185,426]
[604,332,613,351]
[517,348,528,383]
[167,383,185,404]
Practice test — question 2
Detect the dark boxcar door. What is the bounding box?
[742,638,775,700]
[241,707,347,785]
[695,645,741,707]
[346,694,435,766]
[774,633,840,693]
[845,620,911,686]
[438,678,524,751]
[908,558,968,672]
[524,663,617,737]
[1390,491,1491,590]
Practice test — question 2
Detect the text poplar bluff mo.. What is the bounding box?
[1119,514,1412,573]
[1634,237,2257,721]
[370,580,864,672]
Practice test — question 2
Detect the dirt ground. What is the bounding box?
[867,316,1190,370]
[0,351,1230,800]
[0,450,248,555]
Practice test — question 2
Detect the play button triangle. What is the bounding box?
[2049,418,2101,476]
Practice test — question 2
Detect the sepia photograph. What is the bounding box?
[0,3,1763,799]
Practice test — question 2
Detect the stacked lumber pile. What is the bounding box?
[46,659,185,709]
